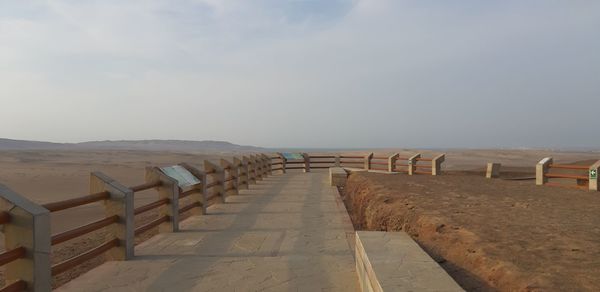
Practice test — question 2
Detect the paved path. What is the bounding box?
[58,172,358,291]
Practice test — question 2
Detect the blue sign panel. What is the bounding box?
[282,153,304,160]
[160,165,201,187]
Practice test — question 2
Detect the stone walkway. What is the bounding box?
[58,172,358,291]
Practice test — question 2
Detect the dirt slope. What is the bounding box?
[343,171,600,291]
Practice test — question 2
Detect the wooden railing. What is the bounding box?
[536,157,600,191]
[269,152,446,176]
[0,154,273,291]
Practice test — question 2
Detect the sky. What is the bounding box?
[1,0,599,149]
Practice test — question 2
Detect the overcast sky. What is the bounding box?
[1,1,599,149]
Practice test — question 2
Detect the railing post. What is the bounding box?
[145,167,179,232]
[257,155,265,178]
[408,153,421,175]
[179,163,207,215]
[0,184,51,291]
[233,157,248,190]
[246,156,256,184]
[364,153,373,170]
[335,155,341,167]
[220,159,239,196]
[536,157,553,186]
[302,153,310,172]
[387,153,399,172]
[239,157,250,188]
[90,172,134,260]
[262,154,272,176]
[589,160,600,191]
[252,155,263,181]
[431,154,446,176]
[278,153,287,174]
[205,161,226,203]
[486,163,501,179]
[260,154,266,178]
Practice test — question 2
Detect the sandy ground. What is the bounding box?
[343,169,600,291]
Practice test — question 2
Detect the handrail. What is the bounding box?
[206,181,220,188]
[134,198,170,216]
[309,155,335,159]
[43,191,110,213]
[1,280,27,292]
[0,247,26,266]
[340,155,363,159]
[43,181,162,213]
[178,202,201,214]
[206,192,220,201]
[51,215,119,246]
[52,238,119,276]
[545,173,588,180]
[549,164,590,170]
[180,188,199,199]
[0,211,11,225]
[130,181,162,192]
[134,216,169,236]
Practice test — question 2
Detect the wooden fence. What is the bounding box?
[536,157,600,191]
[269,152,446,176]
[0,154,272,292]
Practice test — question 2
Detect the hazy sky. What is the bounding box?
[1,1,599,148]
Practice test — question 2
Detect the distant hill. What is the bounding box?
[0,138,68,150]
[0,138,264,152]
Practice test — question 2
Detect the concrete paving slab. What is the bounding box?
[57,172,358,292]
[355,231,463,292]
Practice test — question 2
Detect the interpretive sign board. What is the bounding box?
[160,165,201,187]
[282,153,304,160]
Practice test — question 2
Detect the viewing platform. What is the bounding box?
[57,172,358,291]
[0,153,463,291]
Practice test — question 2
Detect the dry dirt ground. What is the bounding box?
[343,170,600,291]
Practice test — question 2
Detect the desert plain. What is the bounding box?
[1,148,599,290]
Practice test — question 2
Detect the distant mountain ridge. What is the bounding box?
[0,138,264,152]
